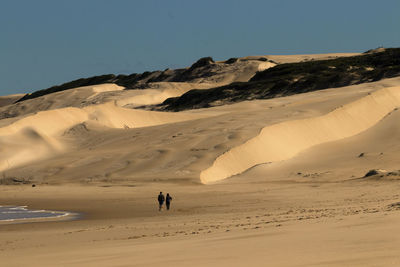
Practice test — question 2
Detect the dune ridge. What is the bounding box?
[0,101,207,137]
[0,101,208,172]
[200,86,400,183]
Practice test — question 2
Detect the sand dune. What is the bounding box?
[83,101,208,129]
[200,86,400,183]
[234,102,400,184]
[112,59,274,107]
[88,83,124,93]
[2,57,276,119]
[0,94,24,108]
[4,78,394,186]
[116,82,215,107]
[0,84,124,119]
[0,96,207,137]
[0,129,63,176]
[0,101,209,172]
[2,53,353,120]
[0,58,279,173]
[262,52,359,64]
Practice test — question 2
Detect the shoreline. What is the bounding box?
[0,204,80,225]
[1,180,400,266]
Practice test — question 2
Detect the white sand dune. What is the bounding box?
[240,106,400,184]
[0,97,207,137]
[0,58,279,173]
[0,101,209,172]
[0,129,63,174]
[200,86,400,183]
[5,78,394,186]
[83,101,208,129]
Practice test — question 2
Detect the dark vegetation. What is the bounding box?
[157,48,400,111]
[364,169,380,177]
[225,58,238,64]
[188,57,214,69]
[16,74,116,102]
[146,57,218,83]
[15,57,221,103]
[15,71,169,102]
[363,169,400,179]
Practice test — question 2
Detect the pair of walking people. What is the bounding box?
[157,192,172,211]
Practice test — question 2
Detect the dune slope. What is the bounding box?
[0,102,208,172]
[200,86,400,183]
[0,94,25,108]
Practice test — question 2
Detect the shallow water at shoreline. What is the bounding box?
[0,206,70,222]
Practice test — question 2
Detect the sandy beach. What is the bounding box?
[1,179,400,266]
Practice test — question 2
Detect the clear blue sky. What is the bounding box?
[1,0,399,96]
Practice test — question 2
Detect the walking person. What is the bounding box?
[157,192,165,211]
[166,193,172,210]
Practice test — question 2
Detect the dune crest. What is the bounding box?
[200,86,400,184]
[0,101,209,172]
[0,101,207,137]
[116,82,215,107]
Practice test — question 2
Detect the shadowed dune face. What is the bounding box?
[200,86,400,183]
[0,94,25,108]
[0,128,63,173]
